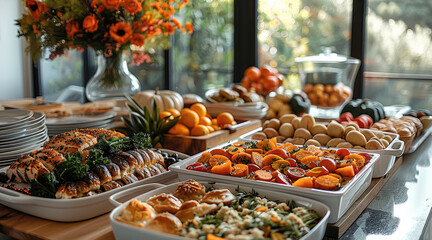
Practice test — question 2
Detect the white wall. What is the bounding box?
[0,0,31,100]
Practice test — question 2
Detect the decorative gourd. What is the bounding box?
[340,99,385,123]
[133,88,184,113]
[289,92,310,115]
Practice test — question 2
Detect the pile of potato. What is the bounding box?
[252,114,396,150]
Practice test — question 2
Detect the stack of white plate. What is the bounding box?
[0,109,48,167]
[45,112,117,136]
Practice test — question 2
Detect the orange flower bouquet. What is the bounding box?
[16,0,193,100]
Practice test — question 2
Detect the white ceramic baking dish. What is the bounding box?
[109,181,330,240]
[0,149,188,222]
[240,129,404,178]
[169,145,379,224]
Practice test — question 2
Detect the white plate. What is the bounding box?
[169,144,379,224]
[0,129,48,148]
[0,124,47,142]
[0,149,190,222]
[109,181,330,240]
[0,135,48,153]
[0,109,33,128]
[45,112,116,126]
[204,101,268,120]
[0,114,45,136]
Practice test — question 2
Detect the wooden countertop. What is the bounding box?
[0,206,114,240]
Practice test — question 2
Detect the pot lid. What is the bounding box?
[295,47,360,64]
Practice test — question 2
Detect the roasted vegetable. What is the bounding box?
[340,99,385,123]
[94,132,152,155]
[85,149,110,170]
[53,152,89,183]
[30,172,59,198]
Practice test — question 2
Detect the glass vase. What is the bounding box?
[85,51,141,101]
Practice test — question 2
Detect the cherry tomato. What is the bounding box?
[318,158,337,172]
[275,171,291,185]
[186,163,207,172]
[336,149,350,159]
[354,116,369,128]
[265,149,289,159]
[340,112,354,122]
[247,163,261,173]
[358,153,372,163]
[286,158,297,167]
[305,166,329,177]
[284,167,306,181]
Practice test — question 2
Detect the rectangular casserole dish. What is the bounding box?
[109,181,330,240]
[0,149,188,222]
[169,144,379,224]
[240,128,404,178]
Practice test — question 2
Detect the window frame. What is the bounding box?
[30,0,430,101]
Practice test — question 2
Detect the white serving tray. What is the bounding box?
[0,149,189,222]
[169,145,379,224]
[240,129,404,178]
[406,126,432,154]
[109,181,330,240]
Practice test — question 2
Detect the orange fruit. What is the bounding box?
[206,113,212,119]
[166,108,180,118]
[211,118,218,125]
[206,125,215,133]
[260,65,276,78]
[199,116,212,126]
[217,112,235,128]
[262,75,279,92]
[160,111,173,119]
[180,108,200,129]
[190,103,207,117]
[212,124,220,131]
[190,124,210,136]
[168,123,190,136]
[244,66,261,81]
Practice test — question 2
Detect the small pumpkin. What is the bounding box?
[133,88,184,113]
[340,99,385,123]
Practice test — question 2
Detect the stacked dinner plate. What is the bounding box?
[45,112,116,136]
[0,109,49,167]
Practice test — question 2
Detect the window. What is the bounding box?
[31,0,432,111]
[172,0,234,96]
[258,0,352,90]
[364,0,432,110]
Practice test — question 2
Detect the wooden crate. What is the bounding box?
[163,119,261,155]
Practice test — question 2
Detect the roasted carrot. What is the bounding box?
[211,159,232,175]
[255,170,272,181]
[231,164,249,177]
[300,155,319,168]
[245,149,263,154]
[335,165,355,177]
[208,155,231,167]
[256,206,267,212]
[261,165,275,172]
[231,152,251,164]
[207,233,226,240]
[251,152,264,168]
[314,175,340,190]
[262,154,284,167]
[197,152,212,164]
[210,149,233,160]
[292,177,314,188]
[292,150,314,161]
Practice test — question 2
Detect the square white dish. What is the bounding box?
[0,149,188,222]
[240,129,404,178]
[109,181,330,240]
[169,144,379,224]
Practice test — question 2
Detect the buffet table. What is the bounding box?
[0,133,430,240]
